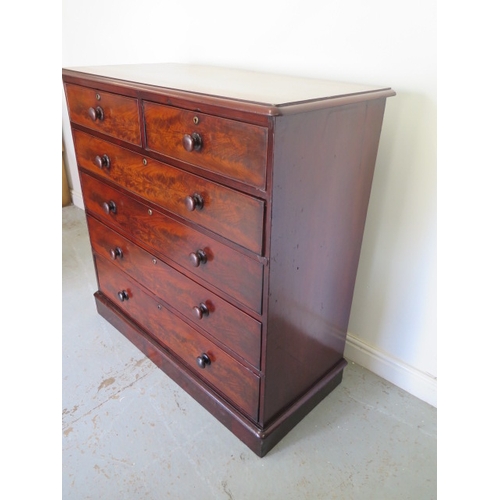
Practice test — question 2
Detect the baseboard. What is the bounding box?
[345,333,437,408]
[71,189,84,210]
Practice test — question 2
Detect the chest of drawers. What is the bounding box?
[62,63,394,456]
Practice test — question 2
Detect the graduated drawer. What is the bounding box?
[87,215,262,369]
[143,101,268,189]
[73,129,264,255]
[80,172,263,314]
[65,83,141,146]
[95,255,260,421]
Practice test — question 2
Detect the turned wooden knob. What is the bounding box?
[196,353,211,369]
[102,200,117,214]
[94,154,110,169]
[193,303,209,320]
[88,106,104,121]
[182,133,203,152]
[110,247,123,260]
[117,290,129,302]
[189,250,207,267]
[185,193,204,211]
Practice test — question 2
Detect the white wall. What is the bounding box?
[62,0,437,406]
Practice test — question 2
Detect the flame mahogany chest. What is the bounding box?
[62,63,394,456]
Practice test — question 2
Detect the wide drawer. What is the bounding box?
[65,83,141,145]
[143,101,268,189]
[87,215,262,369]
[80,172,263,313]
[73,129,264,254]
[95,254,260,421]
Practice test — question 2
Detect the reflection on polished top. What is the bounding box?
[64,63,391,107]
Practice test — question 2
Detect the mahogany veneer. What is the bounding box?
[63,63,394,456]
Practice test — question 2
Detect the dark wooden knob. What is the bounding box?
[182,133,203,152]
[94,154,110,169]
[117,290,129,302]
[110,247,123,260]
[185,193,204,211]
[189,250,207,267]
[196,353,211,369]
[88,106,104,121]
[193,303,209,320]
[103,201,117,214]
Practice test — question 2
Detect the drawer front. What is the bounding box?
[95,255,260,420]
[87,215,262,368]
[143,101,268,189]
[65,83,141,145]
[80,172,263,313]
[73,129,264,254]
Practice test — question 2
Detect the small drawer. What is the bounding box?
[143,101,268,189]
[65,83,141,145]
[95,255,260,421]
[73,129,264,255]
[80,172,263,314]
[87,215,262,369]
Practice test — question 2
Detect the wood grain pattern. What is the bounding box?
[80,172,264,313]
[143,101,268,188]
[87,215,262,368]
[73,129,265,254]
[63,64,394,456]
[95,255,260,420]
[65,83,141,145]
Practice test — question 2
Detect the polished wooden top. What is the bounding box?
[63,63,394,108]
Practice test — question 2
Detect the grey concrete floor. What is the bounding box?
[62,205,437,500]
